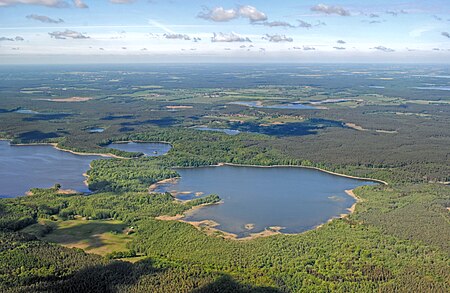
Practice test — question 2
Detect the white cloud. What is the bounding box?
[73,0,87,8]
[238,5,267,22]
[164,33,191,40]
[26,14,64,23]
[211,32,251,42]
[262,34,293,42]
[199,5,267,22]
[49,29,89,39]
[371,46,395,52]
[198,7,238,22]
[311,4,351,16]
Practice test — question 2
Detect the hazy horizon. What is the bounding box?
[1,0,450,64]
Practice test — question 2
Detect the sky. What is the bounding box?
[0,0,449,64]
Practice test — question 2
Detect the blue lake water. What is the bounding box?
[0,141,170,197]
[194,127,241,135]
[413,86,450,91]
[230,101,316,110]
[0,141,102,197]
[88,128,105,133]
[107,142,172,156]
[155,165,377,237]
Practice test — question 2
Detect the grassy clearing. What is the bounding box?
[22,218,133,256]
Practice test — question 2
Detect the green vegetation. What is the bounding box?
[0,65,449,292]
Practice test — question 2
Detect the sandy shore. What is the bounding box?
[156,211,285,241]
[151,162,384,240]
[149,178,179,192]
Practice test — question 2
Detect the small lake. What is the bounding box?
[88,128,105,133]
[194,127,241,135]
[107,142,172,156]
[230,101,316,110]
[0,141,102,197]
[413,86,450,91]
[155,165,377,237]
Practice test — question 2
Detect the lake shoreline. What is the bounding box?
[173,162,388,185]
[10,142,127,159]
[153,163,379,241]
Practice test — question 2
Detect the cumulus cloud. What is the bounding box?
[73,0,87,8]
[49,29,89,39]
[311,4,350,16]
[198,5,266,22]
[198,6,238,22]
[333,46,346,50]
[238,5,267,22]
[0,36,23,41]
[441,32,450,38]
[211,32,251,42]
[262,34,293,42]
[371,46,395,52]
[26,14,64,23]
[0,0,68,7]
[164,33,191,40]
[337,40,346,44]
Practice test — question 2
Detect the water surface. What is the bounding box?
[0,141,101,197]
[230,101,316,110]
[155,165,376,237]
[107,142,171,156]
[194,127,240,135]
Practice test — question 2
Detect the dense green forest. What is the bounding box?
[1,127,449,292]
[0,65,449,292]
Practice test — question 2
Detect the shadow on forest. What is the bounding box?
[29,258,283,293]
[33,259,163,293]
[22,113,72,121]
[191,274,284,293]
[121,117,178,127]
[16,130,60,141]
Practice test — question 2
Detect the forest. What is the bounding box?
[0,65,449,292]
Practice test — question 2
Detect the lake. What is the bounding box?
[107,142,172,156]
[0,141,170,197]
[230,101,316,110]
[154,165,377,237]
[0,140,102,197]
[194,127,241,135]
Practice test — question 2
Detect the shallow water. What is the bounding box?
[107,142,171,156]
[155,165,376,237]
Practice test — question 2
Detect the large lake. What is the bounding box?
[0,141,102,197]
[155,165,377,237]
[0,141,170,197]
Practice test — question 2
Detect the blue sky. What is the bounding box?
[0,0,449,63]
